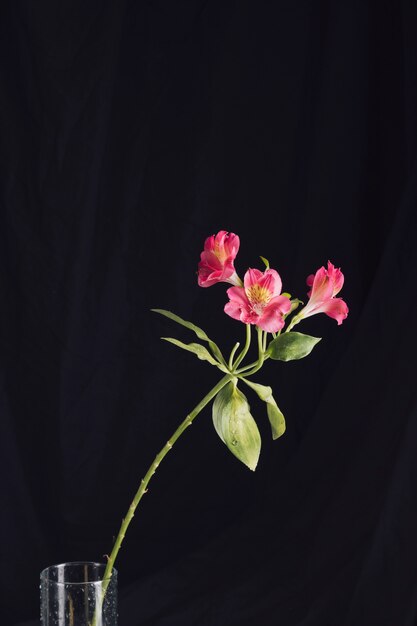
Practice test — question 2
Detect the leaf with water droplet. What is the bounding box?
[212,381,261,471]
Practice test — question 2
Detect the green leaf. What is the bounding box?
[212,382,261,471]
[240,379,286,440]
[152,309,225,364]
[260,256,270,270]
[162,338,228,370]
[267,332,321,361]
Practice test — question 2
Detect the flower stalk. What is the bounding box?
[97,373,232,612]
[232,323,251,370]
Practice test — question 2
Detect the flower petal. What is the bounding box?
[319,297,349,325]
[326,260,344,295]
[260,269,282,298]
[226,286,249,306]
[306,274,315,287]
[198,268,225,288]
[224,300,245,322]
[240,309,261,325]
[199,250,223,271]
[270,294,292,314]
[225,285,262,326]
[309,266,334,302]
[203,234,216,252]
[223,233,240,258]
[256,302,286,333]
[244,268,264,291]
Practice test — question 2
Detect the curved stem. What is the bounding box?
[232,324,251,371]
[236,327,266,378]
[228,342,240,370]
[95,374,232,621]
[285,313,300,333]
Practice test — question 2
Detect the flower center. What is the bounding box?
[246,284,271,314]
[214,241,227,263]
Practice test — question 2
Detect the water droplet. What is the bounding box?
[231,439,238,446]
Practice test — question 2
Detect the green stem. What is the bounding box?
[234,359,260,375]
[228,342,240,370]
[236,327,266,378]
[96,374,232,619]
[257,326,263,355]
[285,313,300,333]
[232,324,251,371]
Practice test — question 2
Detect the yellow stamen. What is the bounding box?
[247,284,271,309]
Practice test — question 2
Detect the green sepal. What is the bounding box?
[266,332,321,361]
[212,381,261,471]
[260,256,270,270]
[241,379,285,439]
[289,298,302,313]
[162,338,229,372]
[152,309,226,365]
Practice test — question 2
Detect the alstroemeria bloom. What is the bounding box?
[198,230,241,288]
[298,261,348,325]
[224,268,291,332]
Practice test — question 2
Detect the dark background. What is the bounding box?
[1,1,417,624]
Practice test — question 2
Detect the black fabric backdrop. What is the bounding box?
[1,1,417,625]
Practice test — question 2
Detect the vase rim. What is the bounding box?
[40,561,117,585]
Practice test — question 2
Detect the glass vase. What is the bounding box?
[40,562,117,626]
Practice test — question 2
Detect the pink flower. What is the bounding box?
[198,230,241,288]
[224,268,291,333]
[299,261,348,325]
